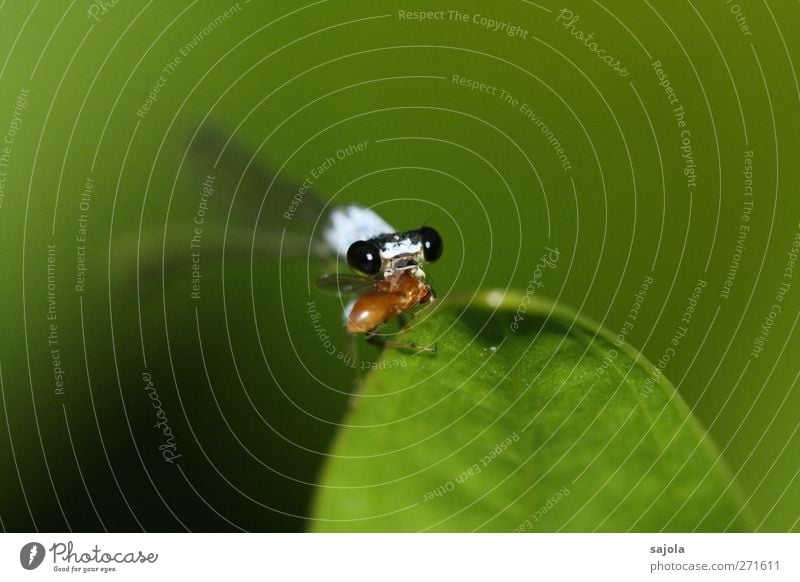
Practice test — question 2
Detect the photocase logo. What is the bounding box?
[19,542,46,570]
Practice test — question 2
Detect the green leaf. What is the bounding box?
[310,290,751,532]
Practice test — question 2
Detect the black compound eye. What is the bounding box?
[347,241,382,275]
[419,227,443,262]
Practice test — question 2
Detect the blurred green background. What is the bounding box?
[0,0,798,531]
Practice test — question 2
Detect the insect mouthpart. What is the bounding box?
[377,237,426,279]
[384,254,425,279]
[391,256,418,270]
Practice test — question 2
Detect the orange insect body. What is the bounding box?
[346,270,432,334]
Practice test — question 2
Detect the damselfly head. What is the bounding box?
[322,204,443,280]
[347,227,443,279]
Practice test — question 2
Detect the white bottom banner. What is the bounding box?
[1,533,797,581]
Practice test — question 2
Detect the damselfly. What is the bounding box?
[182,128,444,351]
[317,204,443,351]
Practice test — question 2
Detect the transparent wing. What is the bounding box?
[186,128,400,262]
[186,126,330,259]
[316,274,378,296]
